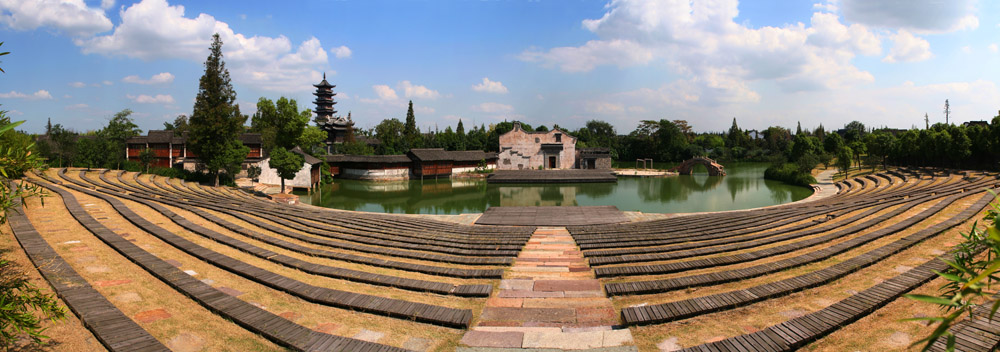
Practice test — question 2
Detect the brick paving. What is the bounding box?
[461,227,633,350]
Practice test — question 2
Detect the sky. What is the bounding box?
[1,0,999,135]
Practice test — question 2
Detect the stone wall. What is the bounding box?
[257,159,315,189]
[340,167,410,181]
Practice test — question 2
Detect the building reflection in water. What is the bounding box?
[297,163,811,214]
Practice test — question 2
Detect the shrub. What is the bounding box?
[764,163,816,187]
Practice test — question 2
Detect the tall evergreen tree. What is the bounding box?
[403,100,420,149]
[188,33,249,186]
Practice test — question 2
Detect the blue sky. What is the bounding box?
[2,0,999,135]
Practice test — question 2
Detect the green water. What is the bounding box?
[296,162,813,214]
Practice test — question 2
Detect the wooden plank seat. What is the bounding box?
[59,169,516,264]
[586,177,984,265]
[601,185,994,294]
[142,174,531,249]
[674,241,987,352]
[75,173,493,296]
[620,189,996,324]
[7,188,169,352]
[34,174,475,328]
[27,175,407,351]
[138,174,528,251]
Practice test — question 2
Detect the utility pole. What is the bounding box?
[944,99,950,125]
[924,113,929,129]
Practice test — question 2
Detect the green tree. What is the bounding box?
[267,147,304,192]
[403,100,420,150]
[163,114,189,133]
[864,131,896,170]
[298,125,326,157]
[138,148,155,173]
[823,132,844,154]
[188,33,249,187]
[0,42,8,73]
[843,120,866,143]
[836,146,853,180]
[98,109,141,169]
[534,125,549,132]
[725,118,749,150]
[375,118,406,155]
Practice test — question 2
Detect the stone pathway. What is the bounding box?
[460,227,634,351]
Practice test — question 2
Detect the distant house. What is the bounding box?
[498,123,577,170]
[577,148,612,170]
[125,131,263,173]
[257,147,322,190]
[963,120,989,128]
[325,149,497,181]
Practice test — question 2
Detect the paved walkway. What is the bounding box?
[459,227,634,351]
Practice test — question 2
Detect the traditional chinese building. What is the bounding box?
[125,131,263,172]
[497,123,576,170]
[313,74,355,152]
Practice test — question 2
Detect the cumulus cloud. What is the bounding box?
[0,90,53,100]
[100,0,114,10]
[990,44,998,53]
[519,0,882,107]
[472,102,514,113]
[472,77,508,94]
[397,81,440,99]
[76,0,330,92]
[0,0,112,37]
[883,30,933,63]
[371,85,398,101]
[126,93,174,104]
[122,72,174,84]
[69,81,86,88]
[585,101,624,114]
[332,45,351,59]
[840,0,979,33]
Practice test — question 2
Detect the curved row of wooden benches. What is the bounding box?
[24,177,408,351]
[35,171,476,328]
[69,170,492,297]
[619,189,997,324]
[88,169,516,266]
[674,239,984,351]
[597,177,994,281]
[7,186,169,351]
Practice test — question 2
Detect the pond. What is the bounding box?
[295,162,813,214]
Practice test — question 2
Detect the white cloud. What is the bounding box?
[76,0,330,92]
[397,81,440,100]
[102,80,113,85]
[122,72,174,84]
[0,90,53,100]
[371,85,397,101]
[812,1,838,12]
[472,77,508,94]
[332,45,351,59]
[519,39,653,72]
[100,0,114,10]
[519,0,882,106]
[0,0,112,37]
[585,101,624,114]
[65,103,89,110]
[962,46,972,54]
[126,93,174,104]
[472,102,514,113]
[6,110,22,116]
[883,30,933,63]
[840,0,978,33]
[69,81,86,88]
[990,44,998,53]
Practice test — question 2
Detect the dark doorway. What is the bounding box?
[548,156,557,169]
[587,159,596,169]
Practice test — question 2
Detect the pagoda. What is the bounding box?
[313,73,354,152]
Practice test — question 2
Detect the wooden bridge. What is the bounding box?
[669,157,727,176]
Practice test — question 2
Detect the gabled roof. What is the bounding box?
[408,149,497,162]
[290,146,322,165]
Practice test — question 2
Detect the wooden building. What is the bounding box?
[125,131,263,173]
[325,149,497,181]
[407,149,497,178]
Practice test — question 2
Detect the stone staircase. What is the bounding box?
[459,227,634,350]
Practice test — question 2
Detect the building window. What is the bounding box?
[555,134,562,142]
[535,137,540,143]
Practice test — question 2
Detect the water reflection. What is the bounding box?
[297,162,813,214]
